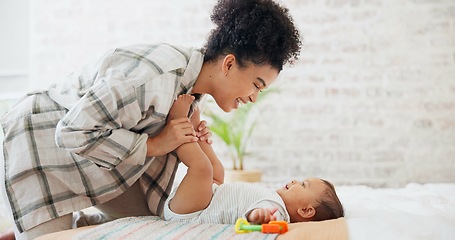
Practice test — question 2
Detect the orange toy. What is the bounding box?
[235,218,288,234]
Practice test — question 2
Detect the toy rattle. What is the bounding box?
[235,218,288,234]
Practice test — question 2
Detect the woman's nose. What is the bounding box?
[249,92,258,103]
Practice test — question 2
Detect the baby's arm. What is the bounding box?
[247,207,279,224]
[245,199,288,224]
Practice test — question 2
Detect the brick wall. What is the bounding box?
[29,0,455,187]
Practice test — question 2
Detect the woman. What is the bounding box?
[1,0,301,239]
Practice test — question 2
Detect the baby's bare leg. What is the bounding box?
[168,94,214,214]
[190,109,224,184]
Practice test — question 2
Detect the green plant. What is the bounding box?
[203,89,276,170]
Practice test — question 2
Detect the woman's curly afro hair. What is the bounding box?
[203,0,301,71]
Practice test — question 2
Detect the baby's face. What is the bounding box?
[276,178,326,209]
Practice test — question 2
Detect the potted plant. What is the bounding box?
[203,90,276,182]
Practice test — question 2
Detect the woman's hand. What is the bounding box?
[195,120,213,144]
[146,117,198,157]
[247,207,278,224]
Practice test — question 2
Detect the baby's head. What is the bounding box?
[276,178,344,223]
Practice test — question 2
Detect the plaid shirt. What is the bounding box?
[1,43,205,232]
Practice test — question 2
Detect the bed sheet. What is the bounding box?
[64,216,347,240]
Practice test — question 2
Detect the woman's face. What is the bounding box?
[212,56,279,112]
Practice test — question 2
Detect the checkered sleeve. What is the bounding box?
[53,43,195,170]
[54,43,200,168]
[55,68,152,169]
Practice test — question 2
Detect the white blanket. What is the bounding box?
[339,183,455,240]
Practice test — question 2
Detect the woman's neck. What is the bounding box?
[191,60,219,95]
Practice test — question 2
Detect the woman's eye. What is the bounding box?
[254,84,263,92]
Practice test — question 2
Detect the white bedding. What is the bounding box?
[338,183,455,240]
[1,183,454,239]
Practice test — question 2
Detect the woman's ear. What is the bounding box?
[221,54,235,75]
[297,206,316,220]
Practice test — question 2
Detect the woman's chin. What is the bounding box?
[221,103,234,112]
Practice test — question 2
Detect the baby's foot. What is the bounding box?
[168,94,195,122]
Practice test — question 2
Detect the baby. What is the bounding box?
[164,94,344,224]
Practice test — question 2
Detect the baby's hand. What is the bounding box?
[247,207,278,224]
[190,108,212,144]
[196,120,213,144]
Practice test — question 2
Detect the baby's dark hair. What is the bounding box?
[203,0,302,71]
[312,179,344,221]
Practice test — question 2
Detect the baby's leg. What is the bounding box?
[168,94,214,214]
[190,109,225,184]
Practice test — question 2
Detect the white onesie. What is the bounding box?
[164,182,290,224]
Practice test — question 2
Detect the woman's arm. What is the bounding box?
[55,70,196,169]
[146,117,198,157]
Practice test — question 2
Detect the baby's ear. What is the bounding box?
[297,206,316,220]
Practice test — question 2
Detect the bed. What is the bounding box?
[31,182,455,240]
